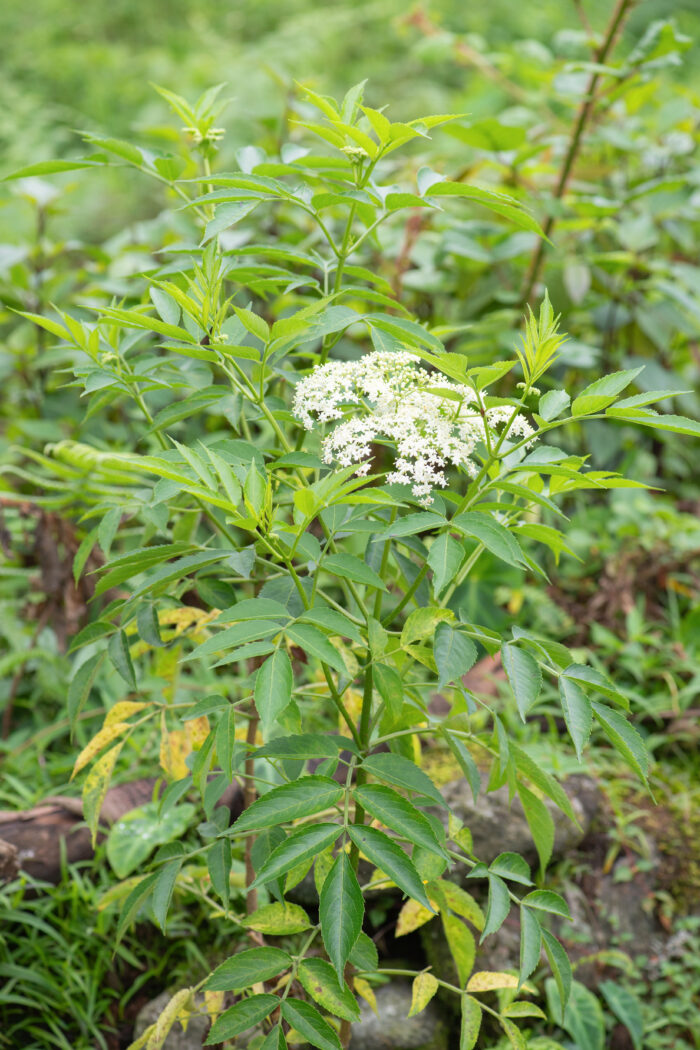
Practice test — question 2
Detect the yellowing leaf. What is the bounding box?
[73,722,130,777]
[339,688,363,734]
[104,701,148,727]
[408,972,439,1017]
[203,990,225,1018]
[160,728,189,780]
[83,742,123,844]
[466,971,519,993]
[396,897,437,937]
[354,977,378,1015]
[188,715,210,749]
[146,987,194,1048]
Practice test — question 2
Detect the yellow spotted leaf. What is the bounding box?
[466,971,519,993]
[104,701,147,727]
[73,722,130,778]
[188,715,210,749]
[396,898,437,937]
[160,728,189,780]
[354,978,377,1015]
[83,742,123,844]
[408,972,439,1017]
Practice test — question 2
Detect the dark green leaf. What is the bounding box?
[204,947,292,991]
[480,873,510,941]
[286,624,347,675]
[502,644,542,721]
[519,905,542,985]
[281,999,342,1050]
[229,777,344,834]
[254,649,293,736]
[453,512,526,568]
[353,784,446,858]
[298,957,360,1022]
[108,630,136,690]
[320,852,364,979]
[558,677,592,761]
[361,753,445,806]
[251,824,342,888]
[205,995,279,1044]
[347,824,432,910]
[434,623,478,688]
[591,702,649,783]
[323,553,388,590]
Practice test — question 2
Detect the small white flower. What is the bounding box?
[292,351,535,504]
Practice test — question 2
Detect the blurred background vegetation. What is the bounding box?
[1,2,700,1048]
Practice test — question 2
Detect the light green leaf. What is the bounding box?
[559,677,592,760]
[244,901,311,935]
[323,553,388,590]
[434,623,478,688]
[571,367,643,417]
[502,644,542,721]
[518,785,555,874]
[591,702,649,784]
[599,980,643,1050]
[254,649,293,735]
[428,534,465,596]
[298,958,359,1022]
[106,802,195,879]
[519,905,542,985]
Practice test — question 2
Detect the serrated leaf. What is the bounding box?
[408,972,439,1017]
[323,553,387,590]
[489,853,532,886]
[443,911,475,985]
[243,901,311,935]
[353,784,446,859]
[251,824,341,888]
[559,677,593,760]
[319,852,364,979]
[481,873,511,941]
[254,648,293,736]
[467,971,519,992]
[347,824,432,910]
[205,995,279,1044]
[152,858,181,932]
[453,512,526,568]
[599,980,643,1050]
[230,777,344,834]
[572,367,643,417]
[281,998,342,1050]
[434,623,478,689]
[519,906,542,985]
[591,702,649,784]
[538,389,571,421]
[546,978,604,1050]
[542,929,572,1017]
[205,947,292,992]
[521,890,571,919]
[298,958,359,1022]
[395,898,435,937]
[518,784,555,875]
[215,706,236,780]
[373,662,404,725]
[502,644,542,721]
[108,630,137,690]
[285,623,347,675]
[460,994,482,1050]
[83,742,123,845]
[360,753,445,806]
[428,534,464,596]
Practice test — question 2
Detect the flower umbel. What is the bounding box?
[293,351,535,504]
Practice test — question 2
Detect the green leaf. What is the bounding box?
[205,995,279,1044]
[108,630,136,690]
[348,931,378,972]
[459,994,482,1050]
[521,890,571,919]
[215,706,236,780]
[538,389,571,421]
[184,620,281,662]
[510,744,578,825]
[430,880,484,932]
[299,607,363,644]
[286,623,348,675]
[254,733,350,759]
[501,644,541,721]
[606,408,700,437]
[409,972,439,1017]
[319,852,364,979]
[542,929,572,1017]
[480,873,510,941]
[254,649,293,736]
[115,872,158,945]
[229,777,344,834]
[489,853,532,886]
[426,181,544,236]
[68,651,106,730]
[442,732,481,803]
[561,664,628,707]
[599,981,643,1050]
[428,534,464,596]
[4,159,100,179]
[203,200,258,243]
[591,701,649,783]
[518,785,555,874]
[546,978,604,1050]
[207,837,231,908]
[571,367,643,417]
[519,905,542,985]
[347,825,432,909]
[259,1027,287,1050]
[401,607,454,647]
[382,512,444,538]
[205,947,292,992]
[251,824,342,888]
[298,958,360,1022]
[373,662,404,724]
[353,784,446,858]
[151,859,181,932]
[361,753,445,806]
[434,623,478,689]
[558,677,592,761]
[322,553,388,591]
[106,802,195,879]
[453,512,526,568]
[244,901,311,935]
[281,999,342,1050]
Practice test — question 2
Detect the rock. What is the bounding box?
[0,838,19,883]
[348,981,447,1050]
[435,773,600,868]
[133,991,210,1049]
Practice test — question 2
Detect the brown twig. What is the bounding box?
[520,0,637,306]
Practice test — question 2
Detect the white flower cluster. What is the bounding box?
[293,351,535,504]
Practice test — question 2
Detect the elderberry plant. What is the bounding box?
[6,81,700,1049]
